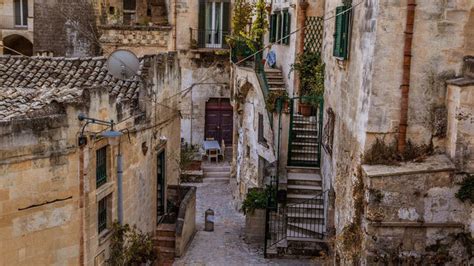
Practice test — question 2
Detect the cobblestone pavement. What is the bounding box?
[174,182,317,266]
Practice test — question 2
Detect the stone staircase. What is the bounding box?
[154,223,176,266]
[288,114,320,166]
[286,168,324,241]
[202,164,231,184]
[264,68,286,91]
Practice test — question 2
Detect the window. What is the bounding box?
[258,113,266,144]
[123,0,136,25]
[96,147,107,188]
[269,10,291,45]
[14,0,28,27]
[198,0,230,48]
[98,196,108,233]
[333,4,352,59]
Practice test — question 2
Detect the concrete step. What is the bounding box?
[157,246,175,260]
[288,222,325,233]
[287,236,326,242]
[288,203,324,209]
[287,211,324,219]
[203,177,230,184]
[286,166,320,174]
[264,68,282,73]
[287,193,317,200]
[156,223,175,237]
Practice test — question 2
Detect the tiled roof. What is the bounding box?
[0,55,145,121]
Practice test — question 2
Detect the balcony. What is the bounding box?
[189,28,230,51]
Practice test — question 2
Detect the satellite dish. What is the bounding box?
[106,49,140,80]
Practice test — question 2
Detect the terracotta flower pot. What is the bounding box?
[299,103,313,116]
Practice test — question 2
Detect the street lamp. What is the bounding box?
[77,114,125,225]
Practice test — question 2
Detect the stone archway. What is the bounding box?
[3,34,33,56]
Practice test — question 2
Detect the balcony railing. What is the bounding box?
[190,28,230,49]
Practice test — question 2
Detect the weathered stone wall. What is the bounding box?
[99,25,171,56]
[232,66,277,204]
[362,155,472,264]
[0,53,182,264]
[34,0,100,57]
[179,55,231,147]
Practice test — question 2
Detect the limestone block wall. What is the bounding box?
[0,116,81,265]
[179,55,231,147]
[99,25,171,56]
[361,155,472,264]
[446,84,474,173]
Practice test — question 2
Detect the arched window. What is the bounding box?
[14,0,28,27]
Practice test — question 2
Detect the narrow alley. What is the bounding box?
[174,180,316,266]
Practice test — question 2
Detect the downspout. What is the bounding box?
[293,0,309,97]
[173,0,177,50]
[79,147,85,266]
[398,0,416,153]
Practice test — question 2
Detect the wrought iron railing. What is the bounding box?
[287,96,324,167]
[190,28,230,49]
[264,190,327,257]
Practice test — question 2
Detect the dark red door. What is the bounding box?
[205,98,233,145]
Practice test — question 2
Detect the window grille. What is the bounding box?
[304,16,324,53]
[96,147,107,188]
[98,197,108,233]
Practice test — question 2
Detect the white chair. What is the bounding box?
[219,140,226,160]
[208,148,219,163]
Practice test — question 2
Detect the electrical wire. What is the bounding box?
[232,0,364,66]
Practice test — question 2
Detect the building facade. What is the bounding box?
[0,0,34,55]
[0,52,182,265]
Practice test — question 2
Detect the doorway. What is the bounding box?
[205,98,233,145]
[156,150,165,223]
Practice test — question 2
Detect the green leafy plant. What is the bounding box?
[243,0,268,51]
[108,222,157,265]
[231,0,254,37]
[291,52,325,104]
[241,186,275,215]
[456,175,474,203]
[266,90,289,112]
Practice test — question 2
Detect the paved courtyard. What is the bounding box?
[174,181,317,266]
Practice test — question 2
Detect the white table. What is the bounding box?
[203,140,221,153]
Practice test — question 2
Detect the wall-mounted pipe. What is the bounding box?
[398,0,416,153]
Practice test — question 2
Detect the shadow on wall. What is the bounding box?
[3,34,33,56]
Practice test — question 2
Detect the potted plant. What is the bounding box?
[290,52,325,116]
[241,188,268,243]
[265,90,290,113]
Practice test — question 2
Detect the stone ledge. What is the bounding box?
[362,154,455,178]
[446,77,474,87]
[99,25,172,31]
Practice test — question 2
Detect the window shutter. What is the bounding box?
[223,2,230,48]
[333,5,351,59]
[198,0,206,48]
[269,14,276,43]
[283,10,291,45]
[276,12,282,44]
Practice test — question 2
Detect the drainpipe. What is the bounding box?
[293,0,309,97]
[173,0,177,50]
[117,143,124,224]
[398,0,416,153]
[79,147,85,266]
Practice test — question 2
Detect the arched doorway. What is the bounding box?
[2,34,33,56]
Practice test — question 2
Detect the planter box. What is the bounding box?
[244,208,266,244]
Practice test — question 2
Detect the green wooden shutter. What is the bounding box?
[269,14,276,43]
[283,10,291,45]
[333,5,351,59]
[276,12,282,44]
[198,0,206,48]
[223,2,230,48]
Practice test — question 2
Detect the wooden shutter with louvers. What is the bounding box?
[283,10,291,45]
[198,0,206,48]
[333,5,351,59]
[223,2,230,48]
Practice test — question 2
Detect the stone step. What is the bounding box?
[157,246,175,260]
[203,171,230,177]
[287,193,318,200]
[287,211,324,219]
[287,236,326,243]
[288,222,325,234]
[288,180,321,187]
[287,184,321,191]
[288,172,321,181]
[288,203,324,209]
[264,68,283,73]
[156,223,175,237]
[286,166,320,174]
[289,156,318,162]
[290,149,319,154]
[154,236,175,248]
[203,177,230,184]
[202,166,231,172]
[269,87,286,91]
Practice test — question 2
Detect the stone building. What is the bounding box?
[320,0,474,263]
[0,52,191,264]
[0,0,34,56]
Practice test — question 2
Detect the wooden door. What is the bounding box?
[205,98,233,145]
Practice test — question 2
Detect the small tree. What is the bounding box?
[244,0,268,51]
[108,222,157,265]
[232,0,254,37]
